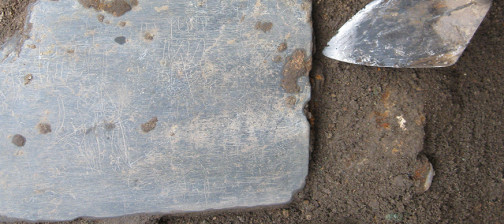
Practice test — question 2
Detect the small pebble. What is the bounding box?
[413,154,435,193]
[114,36,126,45]
[282,209,289,218]
[11,134,26,147]
[144,32,154,41]
[385,213,403,222]
[141,117,158,133]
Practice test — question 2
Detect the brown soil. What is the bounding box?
[0,0,35,48]
[37,122,52,134]
[255,21,273,32]
[2,0,503,223]
[282,49,311,93]
[78,0,138,17]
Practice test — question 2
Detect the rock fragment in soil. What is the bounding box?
[413,154,435,193]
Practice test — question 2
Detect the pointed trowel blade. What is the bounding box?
[323,0,492,68]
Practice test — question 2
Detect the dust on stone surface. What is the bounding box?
[285,96,296,108]
[78,0,138,17]
[85,126,96,135]
[272,55,282,62]
[37,122,52,134]
[104,122,116,131]
[97,14,104,22]
[11,134,26,147]
[144,32,154,41]
[281,49,311,93]
[277,42,287,52]
[141,117,158,133]
[24,74,33,85]
[255,21,273,32]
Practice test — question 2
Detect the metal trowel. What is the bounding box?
[323,0,492,68]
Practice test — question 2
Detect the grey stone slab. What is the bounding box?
[0,0,312,220]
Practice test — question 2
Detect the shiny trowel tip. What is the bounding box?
[323,0,493,68]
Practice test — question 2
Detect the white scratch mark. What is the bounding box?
[118,120,131,168]
[56,96,66,134]
[138,49,149,61]
[396,115,407,131]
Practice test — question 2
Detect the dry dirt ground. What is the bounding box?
[3,0,503,223]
